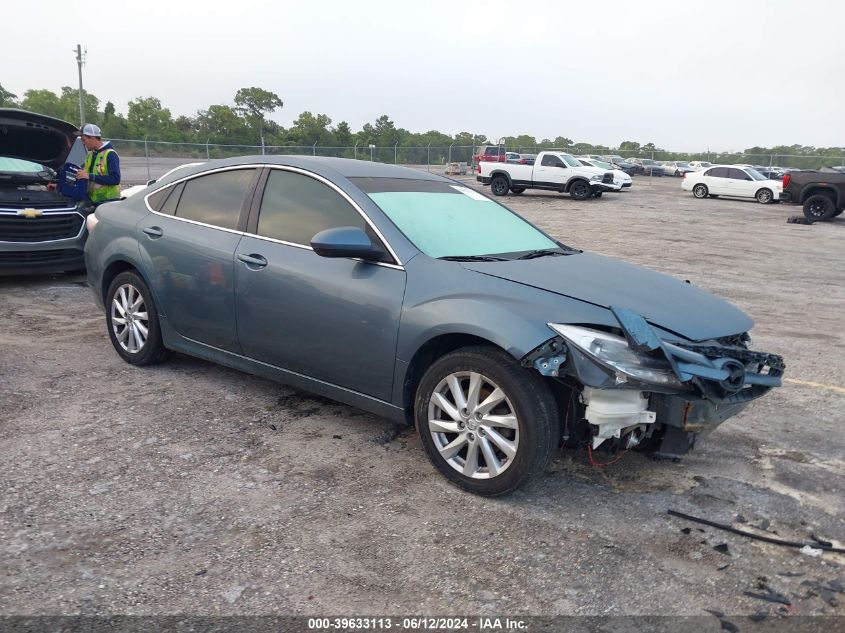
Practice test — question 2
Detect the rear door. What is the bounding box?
[702,167,729,194]
[234,167,405,401]
[137,167,259,352]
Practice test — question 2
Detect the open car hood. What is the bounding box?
[0,109,79,170]
[464,252,754,342]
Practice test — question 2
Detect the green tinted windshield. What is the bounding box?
[0,157,46,173]
[353,179,558,258]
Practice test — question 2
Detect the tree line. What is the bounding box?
[1,83,842,168]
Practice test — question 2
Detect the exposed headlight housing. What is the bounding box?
[590,175,603,181]
[548,323,683,388]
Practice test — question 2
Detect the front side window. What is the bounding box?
[174,169,255,230]
[257,169,368,245]
[355,178,560,259]
[727,168,751,180]
[541,155,564,167]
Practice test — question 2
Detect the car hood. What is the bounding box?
[462,252,753,341]
[0,108,78,169]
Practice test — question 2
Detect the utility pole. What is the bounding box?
[75,44,86,126]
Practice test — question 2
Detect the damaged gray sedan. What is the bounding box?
[84,157,783,496]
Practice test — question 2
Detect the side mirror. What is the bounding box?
[311,226,386,262]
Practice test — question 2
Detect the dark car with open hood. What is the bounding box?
[84,156,785,496]
[0,108,90,274]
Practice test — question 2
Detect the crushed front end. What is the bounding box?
[523,307,784,457]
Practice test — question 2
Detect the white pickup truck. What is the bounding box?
[477,150,620,199]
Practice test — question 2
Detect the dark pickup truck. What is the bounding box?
[780,169,845,221]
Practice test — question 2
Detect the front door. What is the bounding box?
[533,154,569,187]
[234,167,405,401]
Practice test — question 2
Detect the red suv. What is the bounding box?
[472,145,506,171]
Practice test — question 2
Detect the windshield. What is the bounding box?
[641,159,657,166]
[353,178,560,259]
[0,157,49,174]
[560,154,582,168]
[676,162,690,168]
[592,160,613,170]
[745,168,767,181]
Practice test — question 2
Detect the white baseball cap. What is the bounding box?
[81,123,102,137]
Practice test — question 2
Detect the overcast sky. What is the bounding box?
[3,0,843,151]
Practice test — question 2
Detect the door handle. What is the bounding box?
[237,253,268,269]
[142,226,163,238]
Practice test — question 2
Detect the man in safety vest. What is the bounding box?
[76,123,121,204]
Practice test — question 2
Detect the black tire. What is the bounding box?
[414,346,559,496]
[803,194,837,221]
[105,271,169,366]
[755,188,774,204]
[569,180,591,200]
[510,186,526,195]
[490,175,509,196]
[692,184,708,198]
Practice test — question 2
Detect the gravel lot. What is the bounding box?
[1,170,843,623]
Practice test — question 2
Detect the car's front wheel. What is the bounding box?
[569,180,591,200]
[105,271,168,366]
[414,346,558,496]
[692,184,708,198]
[490,176,509,196]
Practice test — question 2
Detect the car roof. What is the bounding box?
[155,155,454,187]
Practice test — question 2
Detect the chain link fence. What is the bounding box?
[109,138,845,174]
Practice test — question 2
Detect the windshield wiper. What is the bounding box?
[516,248,578,260]
[438,255,508,262]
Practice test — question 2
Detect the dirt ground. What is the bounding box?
[1,166,843,624]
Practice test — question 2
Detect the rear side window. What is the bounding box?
[147,187,172,211]
[174,169,255,230]
[256,169,367,246]
[706,167,729,178]
[147,181,184,216]
[159,182,184,216]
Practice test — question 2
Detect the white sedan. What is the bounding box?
[578,158,632,190]
[681,165,783,204]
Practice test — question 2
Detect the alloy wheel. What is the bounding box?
[427,371,519,479]
[111,283,149,354]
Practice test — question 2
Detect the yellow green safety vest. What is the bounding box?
[83,148,120,203]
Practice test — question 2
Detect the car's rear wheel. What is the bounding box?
[755,188,774,204]
[414,346,558,496]
[510,186,526,194]
[105,271,168,366]
[692,184,708,198]
[490,176,509,196]
[803,194,837,221]
[569,180,591,200]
